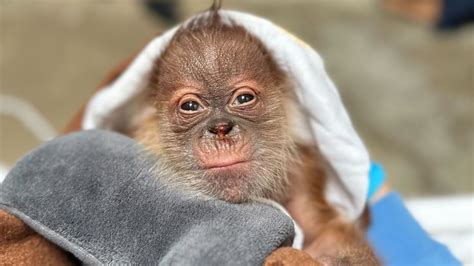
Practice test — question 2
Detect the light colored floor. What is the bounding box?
[0,0,473,197]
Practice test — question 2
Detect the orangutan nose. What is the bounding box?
[207,118,234,137]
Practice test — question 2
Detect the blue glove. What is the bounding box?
[366,163,461,266]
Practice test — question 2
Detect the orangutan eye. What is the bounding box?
[233,93,255,106]
[180,101,202,112]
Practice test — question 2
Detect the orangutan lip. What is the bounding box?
[204,160,249,170]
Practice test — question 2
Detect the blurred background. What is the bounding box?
[0,0,472,262]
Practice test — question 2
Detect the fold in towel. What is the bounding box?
[0,130,294,265]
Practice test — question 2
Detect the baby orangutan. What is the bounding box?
[135,12,379,265]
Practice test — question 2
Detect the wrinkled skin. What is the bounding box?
[141,18,295,202]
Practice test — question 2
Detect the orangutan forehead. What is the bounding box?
[156,20,281,87]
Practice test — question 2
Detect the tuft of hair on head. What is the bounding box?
[208,0,222,24]
[210,0,222,12]
[179,0,228,32]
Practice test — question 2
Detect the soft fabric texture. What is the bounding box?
[82,10,370,221]
[0,130,295,265]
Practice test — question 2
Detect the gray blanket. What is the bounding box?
[0,130,294,265]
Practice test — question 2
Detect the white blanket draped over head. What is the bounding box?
[82,10,370,222]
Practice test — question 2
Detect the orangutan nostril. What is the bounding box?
[207,119,234,137]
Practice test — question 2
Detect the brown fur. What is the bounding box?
[0,210,77,265]
[264,247,322,266]
[285,145,378,264]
